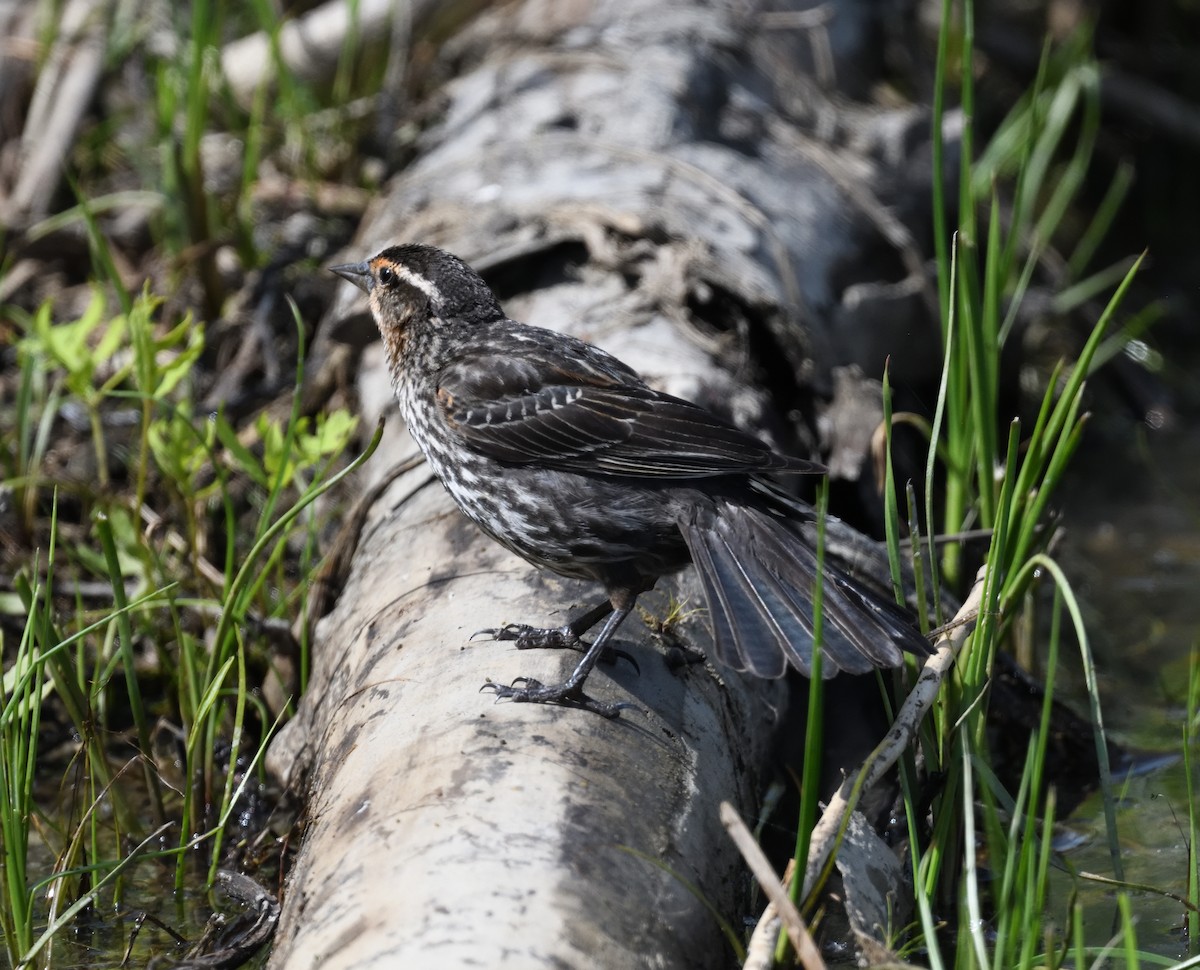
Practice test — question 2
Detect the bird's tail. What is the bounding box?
[678,502,929,679]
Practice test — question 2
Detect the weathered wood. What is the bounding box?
[221,0,426,106]
[269,0,941,965]
[268,275,790,968]
[1,0,107,226]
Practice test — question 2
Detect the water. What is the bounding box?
[1053,422,1200,960]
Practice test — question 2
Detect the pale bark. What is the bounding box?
[0,0,107,226]
[268,1,941,966]
[268,278,792,970]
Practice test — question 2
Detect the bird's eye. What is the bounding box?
[378,265,396,287]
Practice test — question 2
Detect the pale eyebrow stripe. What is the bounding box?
[388,262,442,304]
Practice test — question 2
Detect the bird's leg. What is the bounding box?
[481,592,640,718]
[475,599,613,651]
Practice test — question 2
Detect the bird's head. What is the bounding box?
[331,245,504,335]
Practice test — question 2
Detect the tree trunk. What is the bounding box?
[267,1,940,966]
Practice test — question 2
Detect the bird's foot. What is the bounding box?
[475,622,583,651]
[474,623,639,672]
[480,677,641,719]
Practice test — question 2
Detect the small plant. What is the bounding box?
[887,1,1146,965]
[0,559,49,964]
[637,595,704,640]
[775,2,1168,967]
[0,281,375,963]
[1185,650,1200,955]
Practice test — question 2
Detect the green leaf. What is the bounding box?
[216,415,269,488]
[297,410,358,463]
[154,317,205,398]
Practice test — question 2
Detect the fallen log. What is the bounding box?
[267,0,944,965]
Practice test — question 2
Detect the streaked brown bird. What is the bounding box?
[333,244,928,716]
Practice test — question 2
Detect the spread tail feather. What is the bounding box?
[679,502,929,679]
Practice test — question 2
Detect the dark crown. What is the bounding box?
[375,244,504,324]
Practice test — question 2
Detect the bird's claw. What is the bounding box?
[473,623,639,673]
[473,623,583,651]
[479,678,640,719]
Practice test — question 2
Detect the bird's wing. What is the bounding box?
[436,348,820,479]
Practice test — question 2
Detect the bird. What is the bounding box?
[331,244,929,716]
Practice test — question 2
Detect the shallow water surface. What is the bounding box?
[1054,424,1200,959]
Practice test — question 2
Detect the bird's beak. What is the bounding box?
[330,261,373,293]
